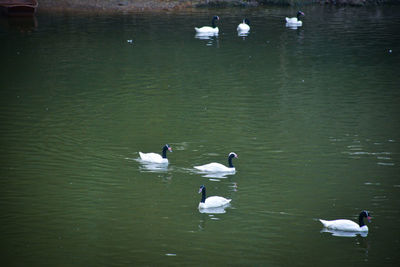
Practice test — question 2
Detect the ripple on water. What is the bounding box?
[377,162,395,166]
[364,182,381,186]
[336,135,396,167]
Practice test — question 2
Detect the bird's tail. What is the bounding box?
[319,219,329,227]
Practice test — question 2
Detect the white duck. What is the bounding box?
[285,11,305,26]
[198,185,231,209]
[319,210,371,232]
[194,152,238,173]
[237,18,250,33]
[195,16,219,34]
[139,144,172,164]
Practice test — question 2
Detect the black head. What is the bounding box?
[297,11,305,17]
[358,210,371,227]
[211,16,219,28]
[229,152,238,159]
[198,185,206,194]
[228,152,238,168]
[361,210,372,222]
[163,144,172,152]
[161,144,172,158]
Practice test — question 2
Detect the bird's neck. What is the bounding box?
[297,14,301,20]
[228,157,234,168]
[201,189,206,203]
[162,148,167,158]
[212,19,216,28]
[358,214,365,227]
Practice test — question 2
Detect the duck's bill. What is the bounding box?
[168,147,172,152]
[367,216,372,222]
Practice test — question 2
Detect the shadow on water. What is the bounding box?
[0,15,38,32]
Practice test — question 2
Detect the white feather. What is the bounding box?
[285,17,302,26]
[285,11,304,27]
[194,162,234,172]
[195,16,219,34]
[139,152,168,164]
[237,21,250,32]
[319,219,368,232]
[138,144,172,164]
[195,26,219,34]
[199,196,231,209]
[194,152,237,173]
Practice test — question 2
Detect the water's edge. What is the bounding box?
[37,0,399,13]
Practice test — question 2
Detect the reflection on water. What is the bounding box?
[194,32,218,39]
[196,171,235,179]
[320,228,368,238]
[194,32,219,46]
[136,159,170,173]
[198,205,229,214]
[237,31,250,38]
[285,22,301,30]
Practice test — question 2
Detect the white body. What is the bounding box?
[139,152,168,164]
[319,219,368,232]
[199,196,231,209]
[285,17,302,26]
[195,26,219,34]
[194,163,235,173]
[237,22,250,32]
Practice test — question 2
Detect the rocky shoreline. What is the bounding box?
[37,0,399,13]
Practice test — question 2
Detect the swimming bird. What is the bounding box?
[139,144,172,164]
[319,210,371,232]
[237,18,250,32]
[285,11,305,26]
[195,16,219,34]
[198,185,231,209]
[194,152,238,173]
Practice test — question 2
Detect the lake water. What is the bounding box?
[1,5,399,266]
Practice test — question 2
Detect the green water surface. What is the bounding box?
[1,5,399,266]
